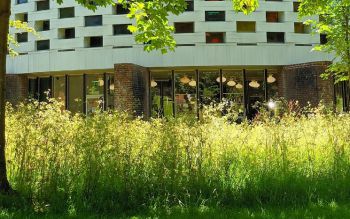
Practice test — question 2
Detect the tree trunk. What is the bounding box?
[0,0,12,193]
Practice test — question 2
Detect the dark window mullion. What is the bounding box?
[172,70,176,117]
[103,73,107,111]
[196,69,199,119]
[83,74,87,114]
[65,75,69,110]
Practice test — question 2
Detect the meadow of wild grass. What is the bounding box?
[2,100,350,217]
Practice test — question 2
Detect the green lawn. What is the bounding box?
[1,203,350,219]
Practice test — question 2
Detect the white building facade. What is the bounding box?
[7,0,346,118]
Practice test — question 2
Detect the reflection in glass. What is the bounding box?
[222,70,244,113]
[266,69,279,99]
[199,70,220,105]
[28,78,38,99]
[53,76,66,108]
[175,71,197,118]
[106,74,115,110]
[86,74,104,114]
[38,77,52,102]
[68,75,84,114]
[245,70,265,120]
[150,71,173,118]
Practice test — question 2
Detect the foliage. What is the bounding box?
[299,0,350,82]
[8,20,36,57]
[4,100,350,214]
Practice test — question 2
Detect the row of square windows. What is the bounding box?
[14,0,301,18]
[18,31,327,52]
[15,0,300,11]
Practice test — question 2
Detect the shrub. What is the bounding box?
[5,99,350,213]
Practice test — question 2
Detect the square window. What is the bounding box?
[237,21,256,32]
[37,0,50,11]
[15,13,28,22]
[205,11,225,21]
[266,11,283,22]
[320,34,327,45]
[293,2,300,12]
[35,20,50,31]
[267,32,285,43]
[36,40,50,50]
[115,4,130,14]
[174,22,194,33]
[85,36,103,47]
[85,15,103,26]
[294,22,310,34]
[185,1,194,12]
[206,32,225,43]
[16,32,28,43]
[59,7,75,19]
[17,0,28,4]
[113,24,132,35]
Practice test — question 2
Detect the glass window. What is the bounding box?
[175,71,197,118]
[106,74,115,110]
[53,76,66,107]
[199,70,220,106]
[113,24,132,35]
[267,32,285,43]
[174,22,194,34]
[36,40,50,51]
[37,0,49,11]
[185,1,194,11]
[236,21,256,33]
[320,34,327,45]
[17,0,28,4]
[28,78,38,99]
[59,7,75,19]
[68,75,84,114]
[86,75,105,114]
[206,32,225,43]
[293,2,300,12]
[85,36,103,48]
[266,69,279,99]
[38,77,52,102]
[35,20,50,31]
[115,4,130,14]
[150,72,173,118]
[245,70,265,120]
[16,32,28,43]
[222,70,244,113]
[266,11,283,22]
[294,22,310,34]
[85,15,102,26]
[205,11,225,21]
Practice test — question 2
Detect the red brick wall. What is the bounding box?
[5,74,28,105]
[114,63,150,118]
[281,61,334,107]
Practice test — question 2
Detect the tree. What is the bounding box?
[0,0,258,193]
[298,0,350,82]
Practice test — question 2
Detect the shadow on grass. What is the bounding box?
[1,199,350,219]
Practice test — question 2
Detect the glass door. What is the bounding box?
[151,72,174,118]
[245,70,266,120]
[86,74,104,114]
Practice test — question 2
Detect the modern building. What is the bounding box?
[6,0,349,118]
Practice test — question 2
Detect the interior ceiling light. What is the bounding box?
[236,83,243,89]
[109,83,115,91]
[189,80,196,87]
[267,74,276,83]
[151,80,157,88]
[216,76,227,83]
[180,75,191,84]
[227,80,236,87]
[249,80,260,88]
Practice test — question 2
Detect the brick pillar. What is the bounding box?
[5,74,28,105]
[281,61,333,107]
[114,63,150,118]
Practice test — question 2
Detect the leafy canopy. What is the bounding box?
[299,0,350,82]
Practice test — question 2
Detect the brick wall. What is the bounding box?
[114,63,150,118]
[281,61,334,107]
[5,74,28,106]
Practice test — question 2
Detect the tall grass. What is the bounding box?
[4,100,350,214]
